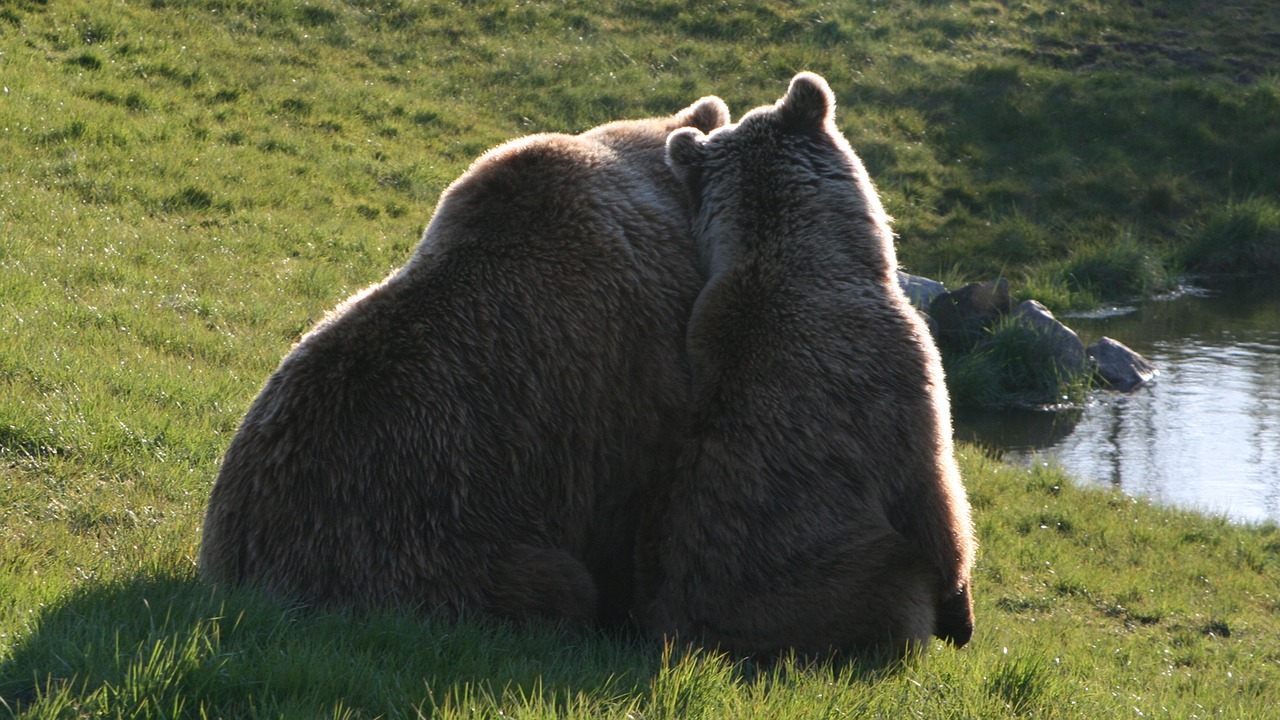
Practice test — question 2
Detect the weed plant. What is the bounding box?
[3,0,1279,717]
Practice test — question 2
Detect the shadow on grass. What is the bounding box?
[857,55,1280,284]
[0,573,663,716]
[0,573,918,715]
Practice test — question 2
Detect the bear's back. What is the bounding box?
[200,110,712,624]
[639,74,974,655]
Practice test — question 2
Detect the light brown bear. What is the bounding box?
[637,73,975,657]
[198,96,730,628]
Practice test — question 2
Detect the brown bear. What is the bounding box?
[636,73,976,657]
[198,95,730,628]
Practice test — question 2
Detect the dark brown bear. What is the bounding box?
[637,73,975,657]
[199,96,730,628]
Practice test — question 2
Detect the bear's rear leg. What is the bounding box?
[482,545,598,627]
[692,529,938,659]
[936,581,974,647]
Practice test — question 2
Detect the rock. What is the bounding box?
[954,277,1012,315]
[1012,300,1087,375]
[928,278,1013,352]
[902,273,1153,404]
[897,271,947,312]
[1087,337,1157,392]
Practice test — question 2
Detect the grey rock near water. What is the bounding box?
[897,271,947,311]
[896,272,1157,394]
[1087,337,1159,391]
[1011,300,1087,375]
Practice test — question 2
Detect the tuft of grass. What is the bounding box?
[943,315,1094,410]
[645,645,740,720]
[1182,196,1280,277]
[983,652,1058,717]
[1060,233,1176,301]
[1012,232,1176,314]
[1015,265,1095,314]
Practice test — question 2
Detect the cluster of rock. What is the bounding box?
[898,272,1158,394]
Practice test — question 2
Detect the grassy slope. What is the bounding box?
[1,0,1278,716]
[2,450,1277,718]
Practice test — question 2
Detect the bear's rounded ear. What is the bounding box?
[776,71,834,130]
[665,127,707,173]
[676,95,731,133]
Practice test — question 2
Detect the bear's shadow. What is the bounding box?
[0,573,904,714]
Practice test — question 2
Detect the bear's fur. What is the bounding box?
[199,96,730,628]
[636,73,975,657]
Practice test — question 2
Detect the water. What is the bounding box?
[956,280,1280,524]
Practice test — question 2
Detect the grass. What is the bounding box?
[2,0,1278,306]
[941,315,1095,410]
[2,0,1279,716]
[1182,196,1280,277]
[2,450,1278,718]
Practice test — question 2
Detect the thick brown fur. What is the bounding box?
[198,96,730,628]
[637,73,975,657]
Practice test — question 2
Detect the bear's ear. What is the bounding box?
[676,95,731,133]
[665,127,707,181]
[776,71,834,130]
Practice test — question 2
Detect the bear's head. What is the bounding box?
[665,72,896,279]
[580,95,730,155]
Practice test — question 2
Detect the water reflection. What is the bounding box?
[956,280,1280,524]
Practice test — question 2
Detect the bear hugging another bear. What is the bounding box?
[199,72,975,659]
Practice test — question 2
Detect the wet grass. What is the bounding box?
[3,0,1279,716]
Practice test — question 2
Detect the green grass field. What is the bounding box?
[3,0,1279,716]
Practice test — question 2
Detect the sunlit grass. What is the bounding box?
[3,0,1279,716]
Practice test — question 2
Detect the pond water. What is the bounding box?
[955,280,1280,524]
